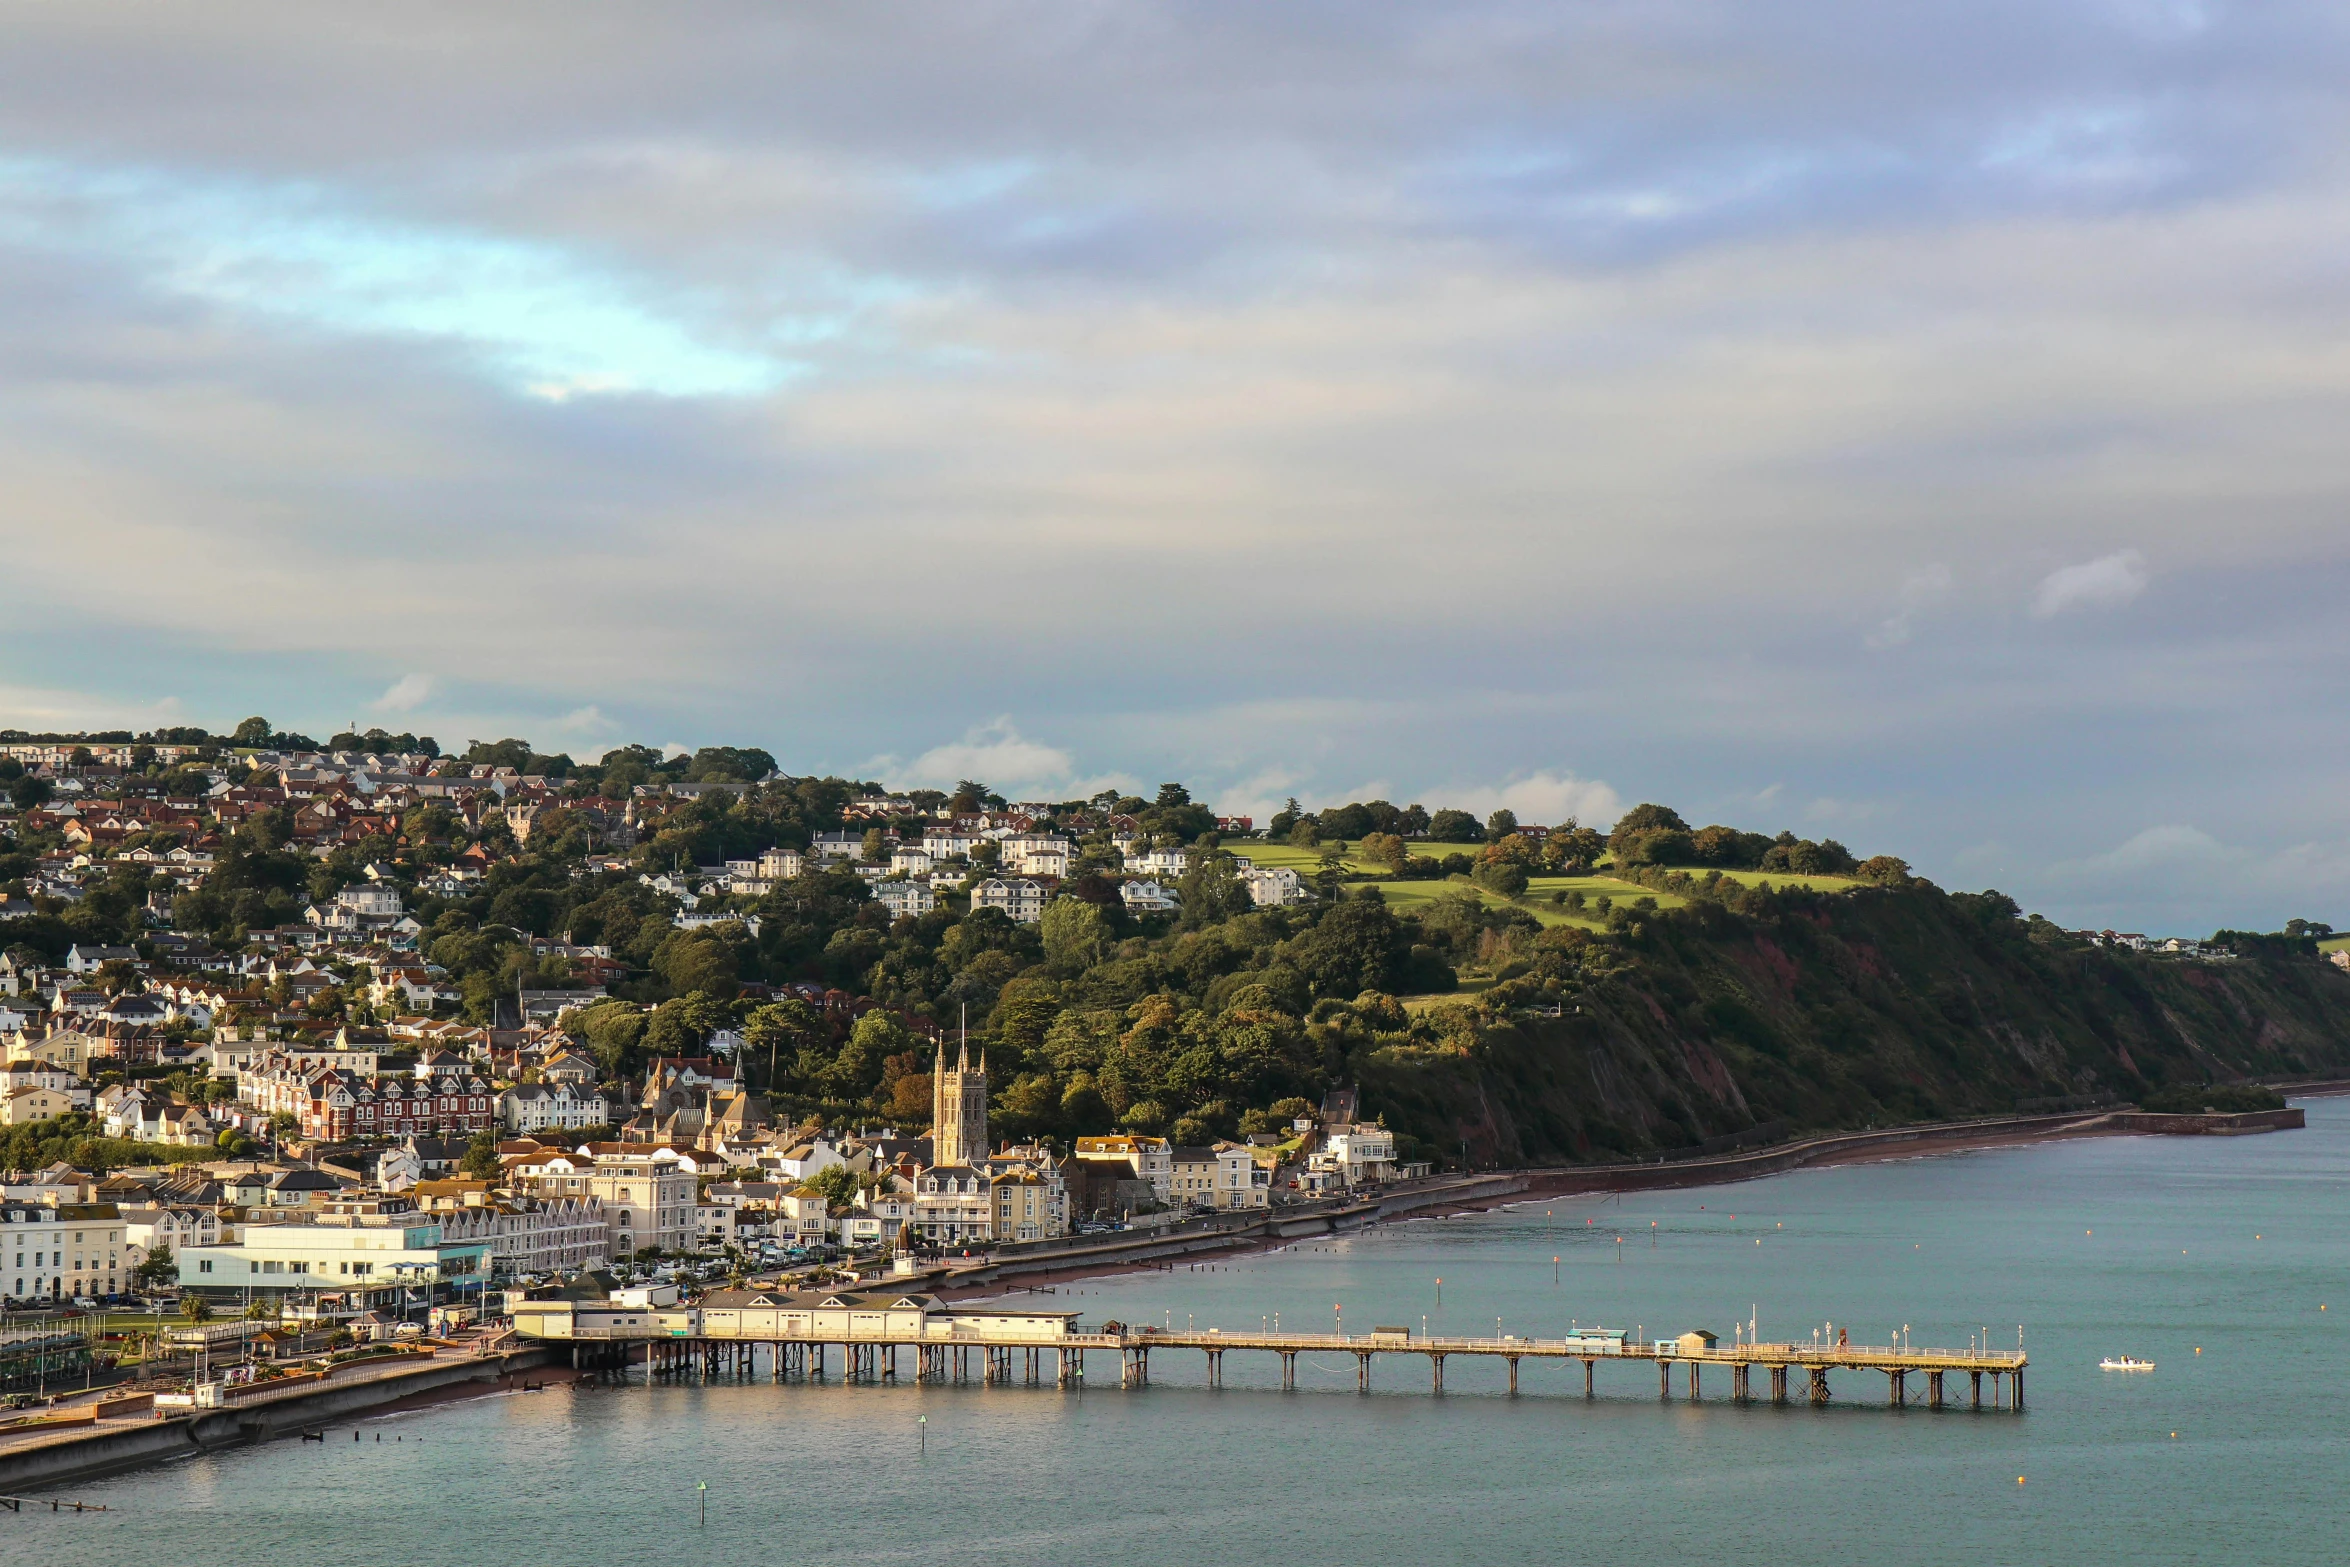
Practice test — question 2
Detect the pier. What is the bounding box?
[515,1290,2027,1410]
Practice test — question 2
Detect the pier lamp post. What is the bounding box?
[1435,1277,1442,1307]
[1334,1304,1342,1339]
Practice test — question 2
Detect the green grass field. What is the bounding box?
[1223,838,1853,932]
[2322,934,2350,955]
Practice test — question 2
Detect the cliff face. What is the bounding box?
[1357,888,2350,1166]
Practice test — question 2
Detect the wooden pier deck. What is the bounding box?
[571,1321,2028,1411]
[1061,1330,2027,1407]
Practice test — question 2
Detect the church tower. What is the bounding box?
[932,1031,988,1169]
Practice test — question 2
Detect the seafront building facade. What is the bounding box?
[175,1200,492,1309]
[3,1201,125,1302]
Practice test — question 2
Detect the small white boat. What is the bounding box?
[2099,1356,2155,1372]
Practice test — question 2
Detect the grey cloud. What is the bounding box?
[2033,549,2150,616]
[0,3,2346,930]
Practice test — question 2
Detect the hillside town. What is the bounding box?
[0,733,1448,1324]
[0,1033,1407,1321]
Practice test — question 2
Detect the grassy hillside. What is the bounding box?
[1347,884,2350,1165]
[1236,838,1854,934]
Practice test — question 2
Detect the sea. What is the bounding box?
[16,1097,2350,1567]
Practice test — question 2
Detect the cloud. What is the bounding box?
[877,720,1138,800]
[0,156,789,399]
[1424,772,1625,830]
[0,681,188,733]
[1867,564,1953,648]
[372,672,432,712]
[2063,823,2228,873]
[2032,550,2150,617]
[1,4,2348,934]
[549,704,619,735]
[2013,823,2350,931]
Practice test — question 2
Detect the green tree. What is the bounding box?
[1177,852,1254,929]
[822,1010,911,1101]
[651,928,743,998]
[181,1294,213,1323]
[742,998,819,1091]
[1426,809,1480,843]
[643,990,734,1056]
[1473,860,1530,897]
[1060,1072,1110,1132]
[575,999,649,1080]
[231,715,274,748]
[459,1129,502,1179]
[803,1162,862,1206]
[1040,897,1110,971]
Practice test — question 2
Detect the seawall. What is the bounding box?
[0,1347,550,1495]
[1517,1104,2305,1198]
[940,1175,1528,1292]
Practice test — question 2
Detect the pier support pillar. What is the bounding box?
[1769,1365,1787,1403]
[2013,1369,2024,1412]
[1808,1367,1830,1405]
[1507,1357,1519,1396]
[1430,1354,1445,1394]
[1357,1353,1371,1393]
[1688,1363,1701,1401]
[1659,1360,1671,1400]
[1970,1370,1981,1409]
[1206,1350,1223,1388]
[1889,1370,1905,1408]
[1582,1358,1594,1399]
[1282,1352,1297,1392]
[1733,1364,1750,1403]
[1927,1370,1942,1408]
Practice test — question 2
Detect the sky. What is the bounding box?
[2,2,2346,934]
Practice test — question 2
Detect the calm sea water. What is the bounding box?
[17,1098,2350,1566]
